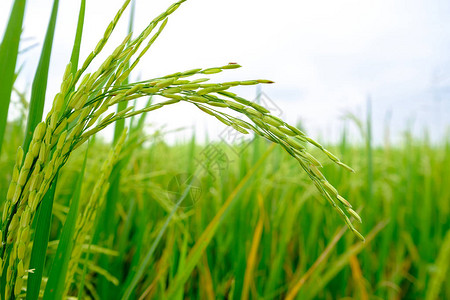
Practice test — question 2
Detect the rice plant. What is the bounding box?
[0,0,373,298]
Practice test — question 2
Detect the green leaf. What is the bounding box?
[426,229,450,300]
[62,0,86,113]
[69,0,86,75]
[26,176,58,300]
[0,0,27,155]
[306,221,388,299]
[43,144,89,299]
[22,0,60,153]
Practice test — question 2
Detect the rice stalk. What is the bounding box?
[25,172,57,300]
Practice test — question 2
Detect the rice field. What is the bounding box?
[1,117,449,299]
[1,0,449,299]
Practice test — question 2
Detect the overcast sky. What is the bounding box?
[1,0,450,144]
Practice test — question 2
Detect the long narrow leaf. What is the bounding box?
[60,0,86,115]
[26,177,58,300]
[366,96,373,203]
[285,226,348,300]
[426,229,450,300]
[69,0,86,75]
[0,0,27,155]
[242,194,265,300]
[43,144,89,299]
[22,0,60,153]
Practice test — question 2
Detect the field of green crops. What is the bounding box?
[1,116,450,299]
[1,0,450,299]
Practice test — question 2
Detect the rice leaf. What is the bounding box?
[305,220,388,299]
[98,3,135,297]
[22,0,60,153]
[69,0,86,75]
[241,194,265,300]
[43,144,89,299]
[0,0,27,155]
[366,96,373,202]
[285,226,348,300]
[26,176,58,300]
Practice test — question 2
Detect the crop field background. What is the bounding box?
[2,114,450,299]
[1,0,450,299]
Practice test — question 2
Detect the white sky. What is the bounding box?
[1,0,450,145]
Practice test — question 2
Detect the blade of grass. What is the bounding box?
[0,0,27,155]
[242,194,265,300]
[285,225,348,300]
[24,1,59,298]
[43,143,89,299]
[137,241,173,300]
[26,176,58,300]
[366,96,373,203]
[173,231,189,300]
[306,220,388,299]
[22,0,60,153]
[116,198,136,260]
[69,0,86,75]
[200,253,215,300]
